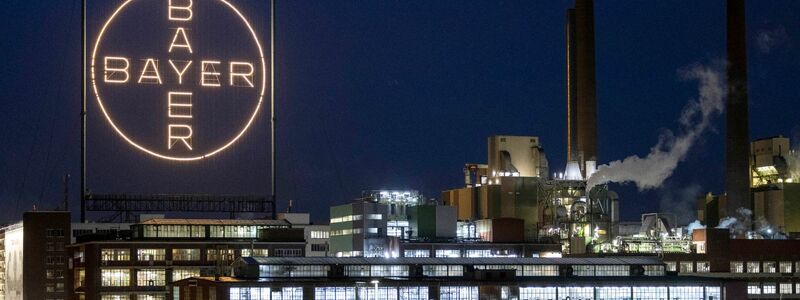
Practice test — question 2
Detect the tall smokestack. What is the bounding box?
[725,0,750,217]
[566,9,578,163]
[566,0,598,177]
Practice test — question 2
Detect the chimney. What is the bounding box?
[725,0,751,217]
[566,8,578,163]
[566,0,598,178]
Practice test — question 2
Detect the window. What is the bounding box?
[330,215,362,224]
[747,261,760,273]
[259,265,329,277]
[435,249,460,258]
[668,287,703,299]
[101,269,130,287]
[101,248,130,261]
[137,269,166,286]
[440,286,478,300]
[731,261,744,273]
[779,283,792,294]
[137,249,166,261]
[46,229,65,238]
[172,268,200,281]
[596,265,629,276]
[136,295,166,300]
[763,283,777,294]
[763,261,777,273]
[422,265,463,277]
[274,249,302,257]
[367,227,379,234]
[207,249,235,261]
[632,286,668,299]
[46,256,66,265]
[75,269,85,288]
[330,228,362,236]
[209,225,260,238]
[748,283,761,295]
[522,265,558,276]
[311,244,327,252]
[241,248,269,257]
[573,265,595,276]
[101,295,129,300]
[404,249,430,258]
[680,261,694,273]
[310,231,329,239]
[520,287,557,300]
[643,265,665,276]
[230,287,271,300]
[665,261,677,272]
[779,261,792,273]
[171,249,200,261]
[696,261,710,273]
[46,269,65,279]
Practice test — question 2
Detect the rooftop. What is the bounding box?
[238,256,663,266]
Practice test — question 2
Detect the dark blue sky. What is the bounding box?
[1,1,798,224]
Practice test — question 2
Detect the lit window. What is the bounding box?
[367,214,383,220]
[522,265,558,276]
[172,268,200,281]
[763,283,776,294]
[274,248,302,257]
[779,261,792,273]
[207,249,235,261]
[230,287,271,300]
[241,248,269,257]
[310,231,329,239]
[137,249,166,261]
[679,261,694,273]
[731,261,744,273]
[763,261,777,273]
[748,283,761,295]
[171,249,200,261]
[696,261,710,273]
[422,265,463,277]
[435,249,460,258]
[367,228,379,234]
[136,269,166,286]
[101,269,130,287]
[403,249,430,258]
[665,261,677,272]
[779,283,792,294]
[747,261,760,273]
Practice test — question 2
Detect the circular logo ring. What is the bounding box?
[90,0,266,161]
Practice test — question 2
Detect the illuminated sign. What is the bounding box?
[91,0,266,161]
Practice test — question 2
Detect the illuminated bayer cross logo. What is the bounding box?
[91,0,266,161]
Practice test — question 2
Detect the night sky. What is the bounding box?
[1,1,798,224]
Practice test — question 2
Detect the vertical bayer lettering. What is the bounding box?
[167,1,194,150]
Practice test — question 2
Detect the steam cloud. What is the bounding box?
[686,220,705,236]
[587,64,725,191]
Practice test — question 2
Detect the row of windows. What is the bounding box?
[404,249,520,258]
[100,295,166,300]
[668,260,800,273]
[259,265,330,277]
[330,228,362,236]
[519,286,721,300]
[310,230,329,239]
[344,265,409,277]
[141,224,287,239]
[474,265,560,277]
[747,282,800,295]
[229,287,303,300]
[99,268,200,287]
[331,215,362,224]
[312,287,429,300]
[572,265,630,276]
[100,247,279,262]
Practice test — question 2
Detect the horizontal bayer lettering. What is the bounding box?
[102,57,256,88]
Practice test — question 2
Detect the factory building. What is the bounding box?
[0,211,72,300]
[277,213,330,257]
[663,228,800,297]
[68,218,306,300]
[173,256,742,299]
[698,136,800,235]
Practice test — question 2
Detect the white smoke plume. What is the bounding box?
[587,64,725,191]
[686,220,705,236]
[716,208,753,237]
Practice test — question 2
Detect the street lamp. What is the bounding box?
[370,280,380,300]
